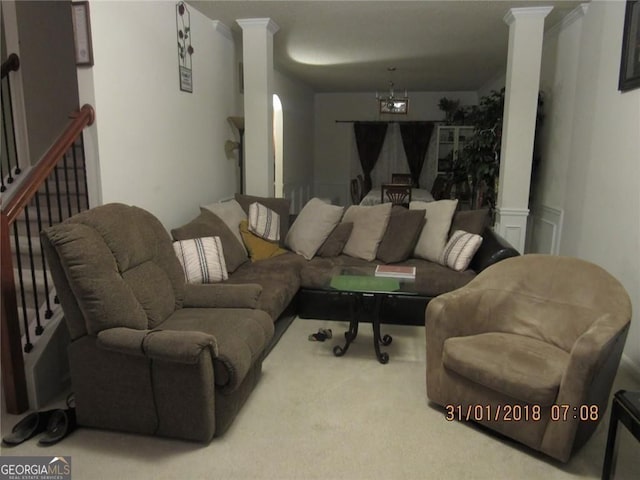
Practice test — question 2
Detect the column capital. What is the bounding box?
[236,18,280,35]
[504,6,553,25]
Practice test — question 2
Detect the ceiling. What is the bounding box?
[189,1,584,93]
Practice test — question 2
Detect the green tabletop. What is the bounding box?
[330,274,400,293]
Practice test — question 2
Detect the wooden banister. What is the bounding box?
[1,104,95,414]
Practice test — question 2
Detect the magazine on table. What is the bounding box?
[374,265,416,279]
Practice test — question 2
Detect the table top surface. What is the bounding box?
[326,265,419,295]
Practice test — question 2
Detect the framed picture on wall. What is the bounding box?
[619,0,640,92]
[71,1,94,66]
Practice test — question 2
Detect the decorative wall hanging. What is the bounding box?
[176,1,194,93]
[71,1,94,66]
[619,0,640,92]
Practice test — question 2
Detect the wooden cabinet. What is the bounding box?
[435,126,474,176]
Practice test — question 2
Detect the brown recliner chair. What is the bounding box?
[426,254,631,462]
[41,203,274,442]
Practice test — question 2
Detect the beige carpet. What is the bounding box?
[2,317,639,480]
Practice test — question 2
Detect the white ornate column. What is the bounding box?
[236,18,279,197]
[495,6,552,253]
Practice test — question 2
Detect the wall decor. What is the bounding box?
[176,1,194,93]
[619,0,640,92]
[71,1,94,66]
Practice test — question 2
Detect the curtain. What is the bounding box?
[399,121,435,188]
[354,122,388,195]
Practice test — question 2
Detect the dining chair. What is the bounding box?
[381,183,412,207]
[350,178,361,204]
[391,173,413,185]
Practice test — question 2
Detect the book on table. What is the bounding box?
[374,265,416,279]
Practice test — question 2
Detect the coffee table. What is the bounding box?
[324,265,419,364]
[602,389,640,479]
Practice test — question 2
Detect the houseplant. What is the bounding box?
[438,89,543,210]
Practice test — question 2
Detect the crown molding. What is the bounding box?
[545,3,589,39]
[236,18,280,35]
[504,6,554,25]
[212,20,233,41]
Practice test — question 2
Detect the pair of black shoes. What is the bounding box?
[2,396,77,447]
[308,328,332,342]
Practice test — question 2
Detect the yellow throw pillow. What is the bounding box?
[239,220,287,262]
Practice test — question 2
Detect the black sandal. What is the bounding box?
[2,409,57,446]
[38,393,77,446]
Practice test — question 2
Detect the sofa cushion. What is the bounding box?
[341,203,392,261]
[317,222,353,258]
[376,206,425,263]
[411,199,458,262]
[227,253,304,320]
[285,198,344,260]
[239,220,288,262]
[439,230,483,272]
[200,200,248,254]
[450,208,490,236]
[173,237,228,283]
[248,202,281,242]
[443,332,569,406]
[171,209,248,273]
[235,194,290,246]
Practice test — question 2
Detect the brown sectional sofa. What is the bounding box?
[172,195,520,326]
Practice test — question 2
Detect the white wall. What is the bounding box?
[78,1,238,229]
[274,71,315,213]
[314,91,478,206]
[531,1,640,372]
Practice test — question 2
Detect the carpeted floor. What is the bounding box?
[2,317,639,479]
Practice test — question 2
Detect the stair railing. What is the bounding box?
[1,53,22,192]
[1,104,95,414]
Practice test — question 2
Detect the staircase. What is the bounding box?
[1,104,95,414]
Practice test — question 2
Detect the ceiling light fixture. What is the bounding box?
[376,67,409,115]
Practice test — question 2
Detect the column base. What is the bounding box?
[494,207,529,254]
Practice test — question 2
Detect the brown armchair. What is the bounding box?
[41,203,274,442]
[426,254,631,462]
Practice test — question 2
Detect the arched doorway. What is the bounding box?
[273,94,283,198]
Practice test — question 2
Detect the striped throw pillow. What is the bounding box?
[439,230,483,272]
[248,202,280,242]
[173,236,228,283]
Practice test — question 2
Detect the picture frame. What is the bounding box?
[619,0,640,92]
[71,1,94,66]
[379,98,409,115]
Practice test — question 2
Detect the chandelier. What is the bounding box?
[376,67,409,114]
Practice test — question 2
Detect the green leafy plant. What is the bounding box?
[439,89,544,210]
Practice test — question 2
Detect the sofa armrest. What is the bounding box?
[470,226,520,273]
[97,327,218,364]
[182,283,262,309]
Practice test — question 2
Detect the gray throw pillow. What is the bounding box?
[411,199,458,262]
[376,207,426,263]
[317,222,354,257]
[285,198,344,260]
[171,209,249,273]
[449,208,490,236]
[342,203,392,261]
[200,199,247,253]
[235,194,291,246]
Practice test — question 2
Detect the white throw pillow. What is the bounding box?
[342,203,392,261]
[201,199,247,253]
[285,198,344,260]
[248,202,280,242]
[439,230,483,271]
[173,237,228,284]
[411,199,458,262]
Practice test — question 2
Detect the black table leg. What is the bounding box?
[372,295,392,364]
[333,293,359,357]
